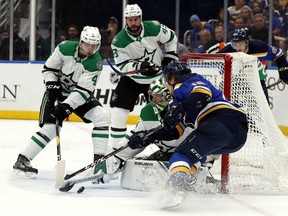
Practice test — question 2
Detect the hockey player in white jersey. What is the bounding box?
[109,4,179,150]
[13,26,110,175]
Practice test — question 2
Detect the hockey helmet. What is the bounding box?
[148,77,172,114]
[124,4,142,18]
[230,28,249,42]
[80,26,101,53]
[163,60,191,84]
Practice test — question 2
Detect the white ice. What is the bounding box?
[1,119,287,216]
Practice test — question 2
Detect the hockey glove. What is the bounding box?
[128,130,155,149]
[45,81,62,103]
[139,62,159,76]
[50,103,73,123]
[161,51,179,67]
[110,71,120,84]
[163,103,185,130]
[278,63,288,84]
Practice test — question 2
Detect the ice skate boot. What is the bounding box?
[13,154,38,177]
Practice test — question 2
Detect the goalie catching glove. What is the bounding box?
[92,155,124,184]
[128,130,155,149]
[278,62,288,84]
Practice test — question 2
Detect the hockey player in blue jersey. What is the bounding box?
[127,60,248,207]
[220,28,288,101]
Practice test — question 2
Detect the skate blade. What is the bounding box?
[13,169,37,179]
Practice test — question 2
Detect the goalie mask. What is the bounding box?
[148,77,172,114]
[79,26,101,56]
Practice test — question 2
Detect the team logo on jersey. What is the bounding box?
[136,48,157,63]
[152,20,160,26]
[60,71,77,91]
[96,62,103,70]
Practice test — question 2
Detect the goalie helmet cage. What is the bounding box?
[181,53,288,194]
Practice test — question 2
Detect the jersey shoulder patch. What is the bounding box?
[83,52,103,72]
[112,30,134,48]
[140,103,159,121]
[58,41,78,56]
[143,20,161,37]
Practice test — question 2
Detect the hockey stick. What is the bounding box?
[266,79,283,89]
[59,125,163,192]
[54,99,66,188]
[63,124,163,181]
[106,58,162,76]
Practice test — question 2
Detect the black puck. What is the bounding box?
[77,186,85,194]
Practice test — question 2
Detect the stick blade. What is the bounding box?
[55,160,66,188]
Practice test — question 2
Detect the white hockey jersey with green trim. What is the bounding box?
[111,20,177,84]
[42,40,103,109]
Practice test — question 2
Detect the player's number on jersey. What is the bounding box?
[92,75,98,86]
[112,49,119,58]
[161,24,168,34]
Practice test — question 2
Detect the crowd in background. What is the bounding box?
[1,0,288,61]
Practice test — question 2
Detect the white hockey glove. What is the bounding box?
[92,156,124,184]
[110,71,120,84]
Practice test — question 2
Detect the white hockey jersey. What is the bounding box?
[111,20,178,84]
[42,40,103,110]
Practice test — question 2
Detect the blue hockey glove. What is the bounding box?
[50,103,73,123]
[45,81,62,103]
[128,130,155,149]
[163,103,185,130]
[278,63,288,84]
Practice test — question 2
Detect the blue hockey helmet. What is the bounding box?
[230,28,249,42]
[163,60,191,84]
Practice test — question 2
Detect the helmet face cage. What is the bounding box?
[163,61,191,84]
[124,4,142,18]
[148,78,172,114]
[80,26,101,53]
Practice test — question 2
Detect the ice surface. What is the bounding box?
[1,119,287,216]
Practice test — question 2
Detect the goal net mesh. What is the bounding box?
[182,52,288,193]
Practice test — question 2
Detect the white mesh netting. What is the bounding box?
[184,52,288,193]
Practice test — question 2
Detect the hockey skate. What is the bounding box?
[159,171,196,209]
[92,154,124,184]
[13,154,38,177]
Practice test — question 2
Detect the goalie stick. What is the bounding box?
[106,58,162,76]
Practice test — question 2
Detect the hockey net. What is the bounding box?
[181,52,288,193]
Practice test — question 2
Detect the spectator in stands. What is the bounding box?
[0,24,26,60]
[248,0,267,9]
[66,24,79,41]
[227,16,245,41]
[273,0,285,18]
[99,16,118,62]
[41,24,65,60]
[228,0,247,22]
[25,25,45,60]
[0,29,9,45]
[240,5,255,28]
[196,29,214,53]
[189,14,214,50]
[251,1,264,16]
[263,5,283,37]
[216,8,235,33]
[250,13,276,45]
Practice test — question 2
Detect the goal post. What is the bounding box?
[181,52,288,193]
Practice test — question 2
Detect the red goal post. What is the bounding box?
[181,53,288,193]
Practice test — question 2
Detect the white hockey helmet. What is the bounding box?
[124,4,142,18]
[80,26,101,52]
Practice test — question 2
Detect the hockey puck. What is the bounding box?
[77,186,85,194]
